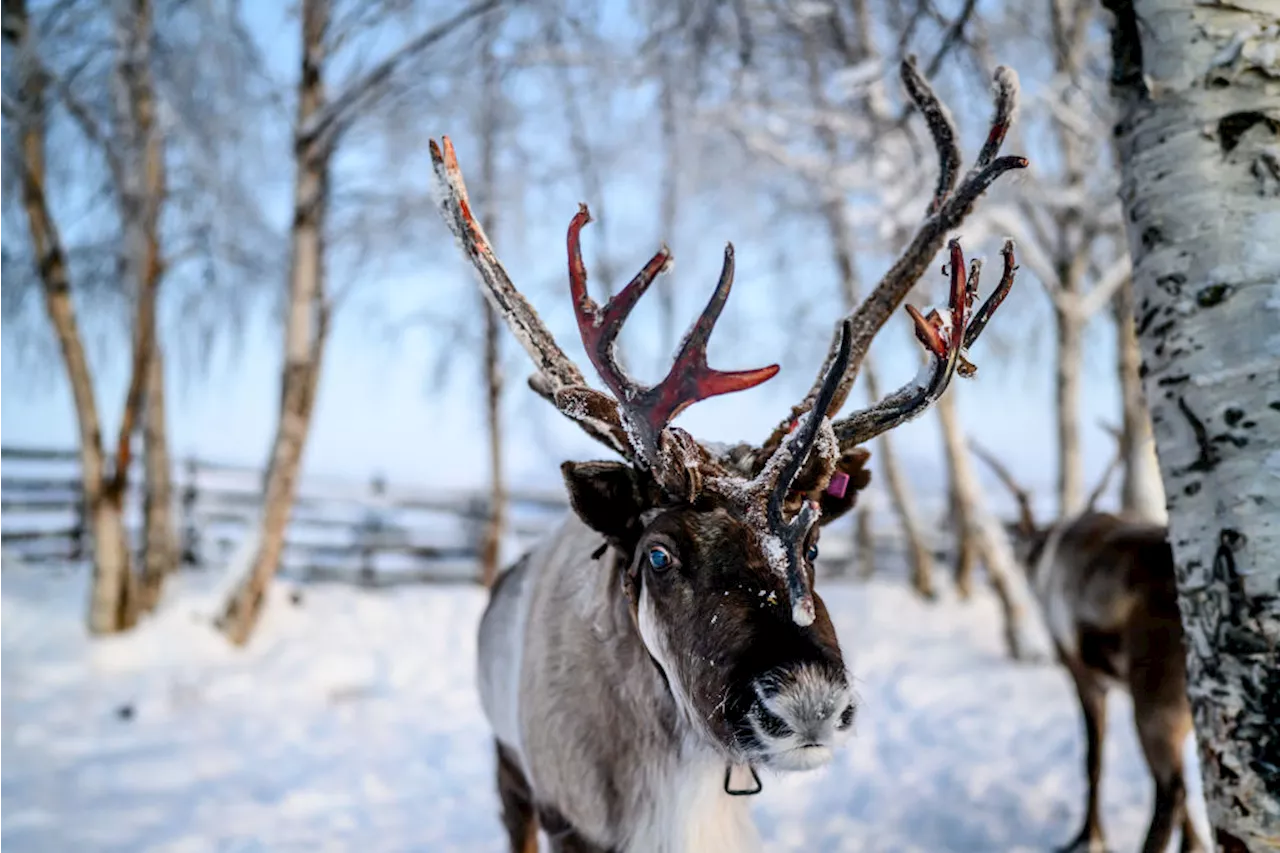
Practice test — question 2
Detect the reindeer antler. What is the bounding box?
[567,206,779,469]
[431,136,778,493]
[970,441,1037,535]
[760,58,1026,458]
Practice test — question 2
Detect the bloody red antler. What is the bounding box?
[568,210,779,467]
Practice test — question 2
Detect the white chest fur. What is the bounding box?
[625,752,762,853]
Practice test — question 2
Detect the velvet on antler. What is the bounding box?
[567,205,779,473]
[431,135,780,496]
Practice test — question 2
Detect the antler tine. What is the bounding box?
[832,239,1017,447]
[963,239,1017,349]
[969,440,1037,534]
[571,229,780,468]
[752,319,854,627]
[430,137,631,454]
[431,138,585,389]
[759,59,1028,457]
[567,203,671,401]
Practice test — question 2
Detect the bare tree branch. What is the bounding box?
[298,0,500,150]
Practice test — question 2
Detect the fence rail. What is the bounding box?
[1,446,949,586]
[0,446,567,585]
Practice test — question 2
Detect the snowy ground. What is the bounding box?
[2,560,1208,852]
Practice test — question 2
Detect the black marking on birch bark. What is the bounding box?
[1136,306,1159,335]
[1155,273,1185,295]
[1176,397,1220,473]
[1218,112,1279,155]
[1197,284,1233,307]
[1102,0,1145,93]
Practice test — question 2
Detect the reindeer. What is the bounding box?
[431,58,1027,853]
[972,446,1203,853]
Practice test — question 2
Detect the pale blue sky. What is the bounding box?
[1,2,1124,509]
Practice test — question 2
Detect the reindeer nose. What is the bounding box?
[753,664,855,745]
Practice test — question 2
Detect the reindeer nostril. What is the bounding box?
[754,704,793,739]
[838,703,856,730]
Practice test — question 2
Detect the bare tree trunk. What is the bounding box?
[1055,305,1085,517]
[936,391,1040,659]
[7,0,136,633]
[477,12,506,588]
[139,343,177,612]
[1113,275,1167,522]
[864,363,937,599]
[1106,2,1280,847]
[854,503,876,579]
[220,0,332,645]
[657,56,680,355]
[948,475,979,599]
[116,0,174,615]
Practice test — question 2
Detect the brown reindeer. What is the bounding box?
[433,58,1027,853]
[972,445,1203,853]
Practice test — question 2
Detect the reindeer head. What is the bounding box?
[431,58,1026,773]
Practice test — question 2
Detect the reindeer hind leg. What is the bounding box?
[1130,658,1195,852]
[1057,655,1110,853]
[496,740,539,853]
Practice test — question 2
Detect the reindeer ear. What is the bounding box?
[561,461,646,543]
[818,447,873,526]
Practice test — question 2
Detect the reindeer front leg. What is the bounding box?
[1059,657,1109,853]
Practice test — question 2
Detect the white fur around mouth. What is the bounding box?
[767,743,833,771]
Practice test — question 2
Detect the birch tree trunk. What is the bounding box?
[1113,275,1168,522]
[7,0,136,633]
[139,344,177,612]
[219,0,331,645]
[946,460,980,599]
[936,390,1042,660]
[115,0,175,615]
[1105,1,1280,847]
[477,11,506,588]
[864,364,937,600]
[1055,304,1085,516]
[854,503,876,579]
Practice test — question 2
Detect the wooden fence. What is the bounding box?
[1,446,947,585]
[0,446,567,585]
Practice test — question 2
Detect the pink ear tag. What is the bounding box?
[826,471,850,499]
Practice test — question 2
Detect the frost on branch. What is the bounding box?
[761,58,1029,457]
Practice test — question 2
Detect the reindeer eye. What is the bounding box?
[647,546,673,572]
[806,543,819,562]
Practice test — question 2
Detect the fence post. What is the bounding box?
[180,457,201,568]
[70,495,86,562]
[358,474,386,587]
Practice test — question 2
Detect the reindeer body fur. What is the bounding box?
[478,515,761,853]
[1018,511,1201,853]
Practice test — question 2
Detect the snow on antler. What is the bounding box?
[760,58,1029,458]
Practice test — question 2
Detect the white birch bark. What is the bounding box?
[477,10,507,588]
[1106,0,1280,846]
[219,0,331,645]
[140,344,178,612]
[1113,275,1168,522]
[7,0,138,633]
